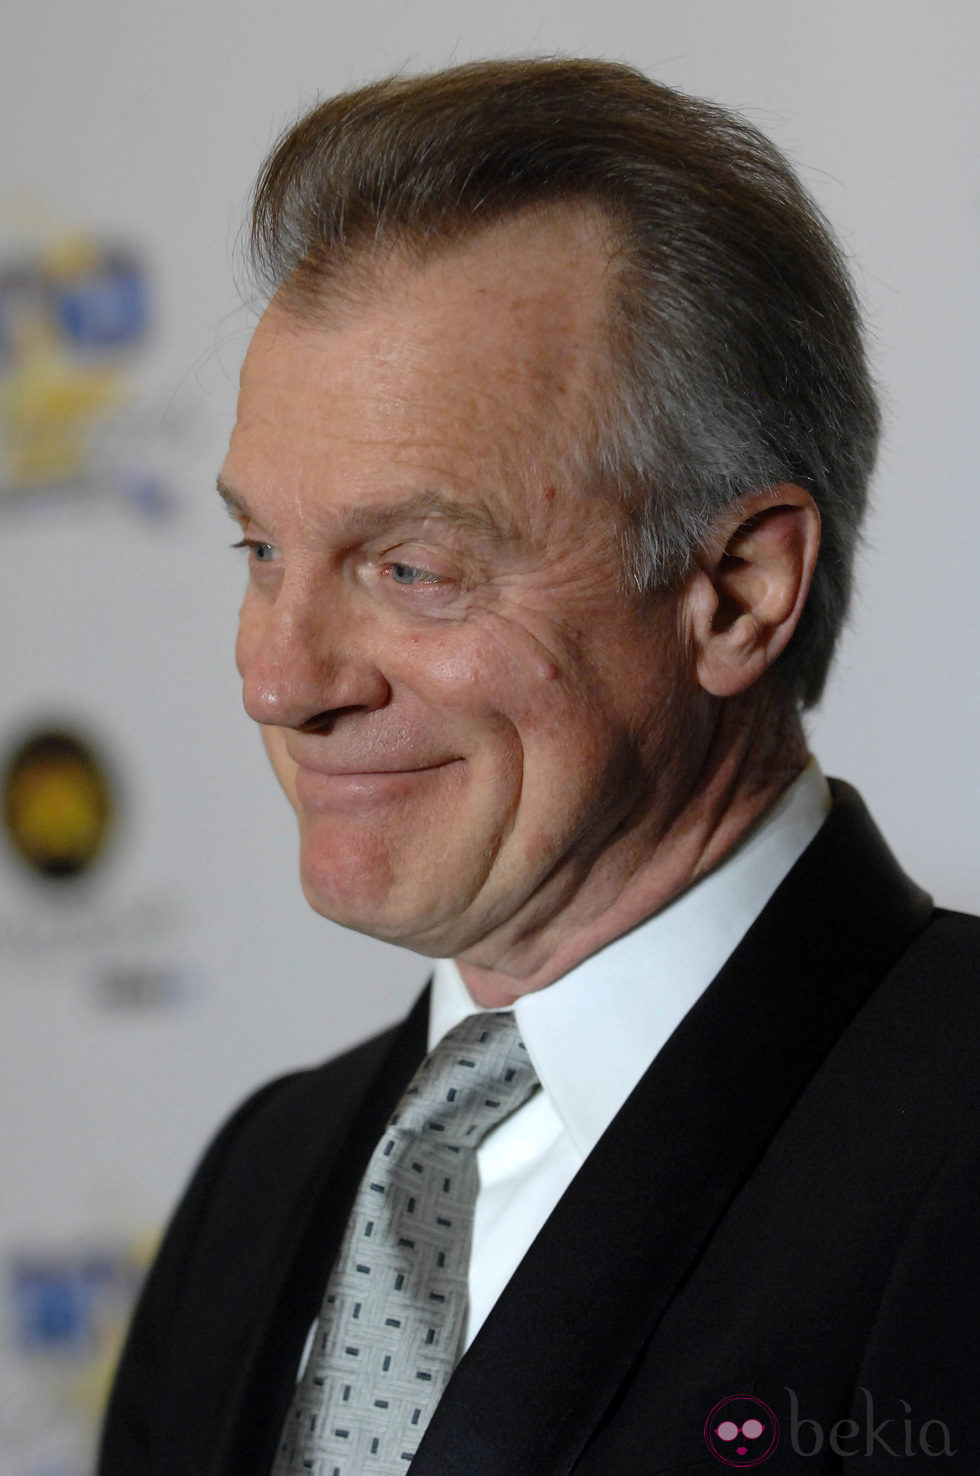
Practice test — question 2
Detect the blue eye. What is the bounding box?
[390,563,431,585]
[231,538,278,563]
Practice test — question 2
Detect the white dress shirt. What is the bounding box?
[428,760,831,1348]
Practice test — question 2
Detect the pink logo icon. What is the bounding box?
[704,1395,779,1467]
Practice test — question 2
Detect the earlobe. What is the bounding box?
[690,485,821,698]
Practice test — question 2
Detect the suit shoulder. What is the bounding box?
[135,1019,406,1307]
[98,1016,419,1473]
[892,907,980,1015]
[101,1025,405,1382]
[912,906,980,955]
[847,906,980,1145]
[197,1020,405,1194]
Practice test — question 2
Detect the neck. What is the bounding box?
[457,689,808,1007]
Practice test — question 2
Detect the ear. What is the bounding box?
[684,484,821,698]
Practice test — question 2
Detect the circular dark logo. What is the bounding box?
[2,728,115,880]
[704,1394,779,1467]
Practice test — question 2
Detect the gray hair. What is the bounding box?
[249,57,880,707]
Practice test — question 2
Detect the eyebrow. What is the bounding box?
[215,477,518,544]
[216,477,250,521]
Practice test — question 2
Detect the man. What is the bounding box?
[99,59,980,1474]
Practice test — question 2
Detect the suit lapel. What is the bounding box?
[210,989,431,1476]
[411,783,932,1475]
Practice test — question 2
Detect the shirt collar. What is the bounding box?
[430,759,831,1161]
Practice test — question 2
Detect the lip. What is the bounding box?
[293,758,462,811]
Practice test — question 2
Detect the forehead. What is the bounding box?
[225,208,616,525]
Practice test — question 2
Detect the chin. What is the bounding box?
[297,826,489,957]
[298,817,388,908]
[296,824,439,950]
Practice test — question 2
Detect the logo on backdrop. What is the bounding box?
[2,726,116,880]
[0,208,183,519]
[4,1238,153,1473]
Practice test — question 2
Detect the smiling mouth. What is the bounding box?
[293,758,462,809]
[298,758,460,778]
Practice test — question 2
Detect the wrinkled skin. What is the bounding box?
[221,208,812,1004]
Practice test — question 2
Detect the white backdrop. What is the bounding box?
[1,2,977,1469]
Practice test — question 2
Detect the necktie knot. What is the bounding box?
[391,1011,539,1148]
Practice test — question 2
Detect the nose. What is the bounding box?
[237,583,390,730]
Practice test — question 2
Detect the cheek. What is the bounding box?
[419,632,617,806]
[402,621,564,730]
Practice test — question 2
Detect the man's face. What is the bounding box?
[221,210,709,971]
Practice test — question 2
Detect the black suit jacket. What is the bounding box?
[99,784,980,1473]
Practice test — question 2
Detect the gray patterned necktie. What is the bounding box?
[272,1011,539,1475]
